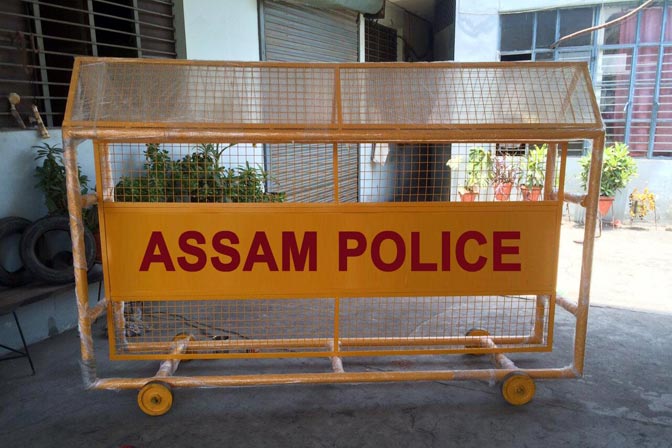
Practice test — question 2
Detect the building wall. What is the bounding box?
[453,0,672,224]
[181,0,260,61]
[0,130,101,355]
[0,0,264,353]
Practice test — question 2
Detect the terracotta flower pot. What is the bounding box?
[520,185,542,202]
[598,196,614,217]
[459,191,479,202]
[494,182,513,201]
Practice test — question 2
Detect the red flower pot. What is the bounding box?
[494,182,513,201]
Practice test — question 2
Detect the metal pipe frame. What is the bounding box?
[60,59,604,395]
[62,135,602,391]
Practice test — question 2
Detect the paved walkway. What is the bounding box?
[558,220,672,314]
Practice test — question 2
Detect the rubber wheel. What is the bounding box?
[465,328,489,352]
[0,217,32,287]
[20,215,96,284]
[137,381,173,416]
[501,372,536,406]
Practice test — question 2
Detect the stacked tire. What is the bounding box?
[0,215,96,286]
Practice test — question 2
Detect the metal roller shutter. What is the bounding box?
[261,0,359,203]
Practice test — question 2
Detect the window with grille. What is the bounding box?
[0,0,176,129]
[500,2,672,158]
[365,20,397,62]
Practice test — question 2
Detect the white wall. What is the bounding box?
[565,157,672,225]
[181,0,260,61]
[0,130,95,220]
[454,0,499,61]
[0,129,99,355]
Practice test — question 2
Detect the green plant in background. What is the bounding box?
[33,142,98,231]
[579,142,638,197]
[447,147,494,193]
[521,144,547,188]
[115,143,284,203]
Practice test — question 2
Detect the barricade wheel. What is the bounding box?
[465,328,489,352]
[501,372,535,406]
[137,381,173,416]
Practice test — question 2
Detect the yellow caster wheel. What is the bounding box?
[465,328,489,352]
[501,372,535,406]
[137,381,173,416]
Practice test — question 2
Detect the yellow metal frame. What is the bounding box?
[62,58,605,413]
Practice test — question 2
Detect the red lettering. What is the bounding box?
[441,231,451,271]
[371,231,405,272]
[243,232,278,271]
[411,232,437,271]
[211,231,240,272]
[139,231,175,272]
[493,231,521,271]
[456,231,487,272]
[282,231,317,271]
[177,231,207,272]
[339,231,366,271]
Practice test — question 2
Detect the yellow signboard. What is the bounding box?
[100,203,561,300]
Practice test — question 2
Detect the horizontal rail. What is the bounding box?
[122,334,539,353]
[91,367,579,390]
[81,194,97,208]
[564,192,587,206]
[87,298,108,321]
[62,127,605,144]
[556,295,579,315]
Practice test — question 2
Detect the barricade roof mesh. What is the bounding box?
[64,58,603,134]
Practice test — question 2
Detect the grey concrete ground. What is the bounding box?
[1,222,671,448]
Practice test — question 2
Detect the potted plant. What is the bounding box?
[492,155,519,201]
[116,143,285,204]
[446,147,493,202]
[579,142,638,216]
[520,144,547,201]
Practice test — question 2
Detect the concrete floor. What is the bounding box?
[1,223,671,447]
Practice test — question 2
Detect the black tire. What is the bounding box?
[0,216,32,287]
[20,215,96,284]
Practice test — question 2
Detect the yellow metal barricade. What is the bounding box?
[62,58,605,415]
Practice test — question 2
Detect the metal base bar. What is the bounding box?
[0,312,36,375]
[91,366,579,391]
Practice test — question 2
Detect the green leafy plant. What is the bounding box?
[447,147,494,193]
[115,143,284,204]
[521,144,547,188]
[33,142,98,231]
[579,142,638,197]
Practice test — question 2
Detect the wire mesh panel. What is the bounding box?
[68,59,601,130]
[100,140,563,359]
[110,295,551,359]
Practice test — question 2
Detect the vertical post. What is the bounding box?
[86,0,98,57]
[648,0,668,158]
[63,137,96,386]
[623,9,643,145]
[31,2,53,128]
[132,0,143,57]
[573,134,604,375]
[531,12,538,61]
[543,143,557,200]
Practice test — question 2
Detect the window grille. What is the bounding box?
[365,20,397,62]
[0,0,176,128]
[500,2,672,158]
